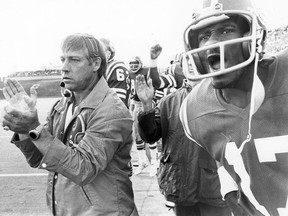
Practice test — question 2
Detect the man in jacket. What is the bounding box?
[135,47,231,216]
[1,33,138,216]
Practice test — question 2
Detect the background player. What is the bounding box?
[100,38,131,108]
[129,56,159,176]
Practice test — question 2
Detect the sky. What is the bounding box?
[0,0,287,77]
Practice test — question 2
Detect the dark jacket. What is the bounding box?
[138,80,226,207]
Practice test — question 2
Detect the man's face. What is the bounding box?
[197,19,247,89]
[60,48,96,92]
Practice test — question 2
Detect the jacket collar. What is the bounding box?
[78,76,109,109]
[54,76,109,112]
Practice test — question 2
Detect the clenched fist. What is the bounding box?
[150,44,162,60]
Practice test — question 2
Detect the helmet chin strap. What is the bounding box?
[239,51,265,153]
[238,27,265,152]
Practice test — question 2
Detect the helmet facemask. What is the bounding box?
[129,56,143,73]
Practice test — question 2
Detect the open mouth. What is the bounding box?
[207,54,221,71]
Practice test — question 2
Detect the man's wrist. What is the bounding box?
[139,108,154,116]
[28,124,43,141]
[150,59,158,67]
[142,102,153,112]
[19,134,30,140]
[11,133,30,144]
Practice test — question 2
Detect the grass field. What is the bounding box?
[0,97,172,216]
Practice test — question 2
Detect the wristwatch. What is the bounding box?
[28,124,43,140]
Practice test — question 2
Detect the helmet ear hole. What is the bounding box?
[242,32,251,60]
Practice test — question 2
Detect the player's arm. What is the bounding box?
[136,74,162,142]
[149,44,177,89]
[138,107,162,143]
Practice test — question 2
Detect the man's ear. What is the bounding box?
[92,57,101,72]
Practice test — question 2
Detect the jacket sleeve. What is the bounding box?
[31,96,133,186]
[137,107,162,143]
[150,66,177,90]
[11,133,43,168]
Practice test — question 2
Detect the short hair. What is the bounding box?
[61,33,107,78]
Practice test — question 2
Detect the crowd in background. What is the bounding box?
[9,69,62,77]
[266,25,288,54]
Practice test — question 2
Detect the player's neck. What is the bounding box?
[220,65,255,107]
[220,88,251,108]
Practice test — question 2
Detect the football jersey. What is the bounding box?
[180,49,288,216]
[105,59,130,107]
[154,89,165,101]
[165,63,185,89]
[130,67,150,102]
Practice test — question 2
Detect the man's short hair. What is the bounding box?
[61,33,107,77]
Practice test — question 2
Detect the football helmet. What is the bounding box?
[129,56,143,73]
[100,38,115,62]
[182,0,267,80]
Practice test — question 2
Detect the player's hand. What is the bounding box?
[135,75,154,111]
[150,44,162,60]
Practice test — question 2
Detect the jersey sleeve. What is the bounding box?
[149,66,177,89]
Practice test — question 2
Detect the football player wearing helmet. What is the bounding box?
[136,46,231,216]
[180,0,288,215]
[129,56,143,74]
[129,56,159,176]
[100,38,131,108]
